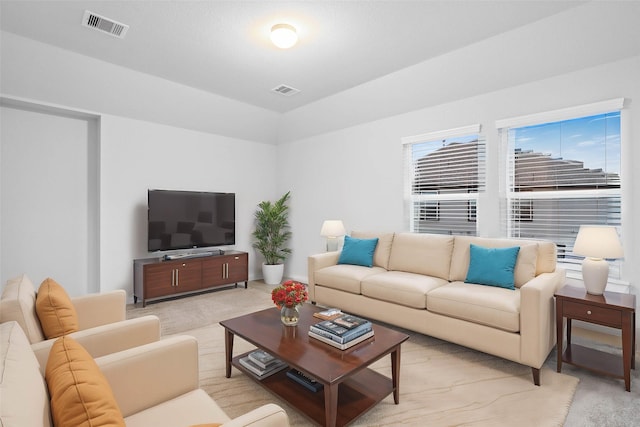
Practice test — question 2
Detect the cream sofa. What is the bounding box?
[0,320,290,427]
[0,274,161,371]
[308,232,566,385]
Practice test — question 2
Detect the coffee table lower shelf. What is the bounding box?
[232,352,394,427]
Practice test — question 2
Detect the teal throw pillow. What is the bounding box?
[465,244,520,290]
[338,236,379,268]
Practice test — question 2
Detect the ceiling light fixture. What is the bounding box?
[270,23,298,49]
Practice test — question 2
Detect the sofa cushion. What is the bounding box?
[534,241,558,275]
[388,233,454,280]
[36,278,79,339]
[124,389,230,427]
[314,265,386,295]
[465,244,520,290]
[0,274,46,344]
[449,236,539,288]
[338,235,379,267]
[0,321,52,427]
[427,282,521,333]
[46,335,125,427]
[351,231,395,269]
[361,271,448,309]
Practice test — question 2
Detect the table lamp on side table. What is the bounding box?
[320,220,345,252]
[572,225,624,295]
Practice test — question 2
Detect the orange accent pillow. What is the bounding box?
[190,425,222,427]
[35,278,79,339]
[45,336,125,427]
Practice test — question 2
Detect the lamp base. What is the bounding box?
[582,257,609,295]
[326,237,340,252]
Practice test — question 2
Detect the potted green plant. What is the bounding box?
[252,191,292,285]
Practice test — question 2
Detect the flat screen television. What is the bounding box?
[147,189,235,252]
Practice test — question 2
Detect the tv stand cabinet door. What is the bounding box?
[202,256,228,287]
[144,260,202,299]
[202,252,248,287]
[144,262,178,299]
[173,260,202,292]
[227,253,248,283]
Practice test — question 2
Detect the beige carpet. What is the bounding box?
[127,283,579,426]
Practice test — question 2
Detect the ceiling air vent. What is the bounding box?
[271,84,300,97]
[82,10,129,38]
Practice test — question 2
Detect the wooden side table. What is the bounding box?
[555,285,636,392]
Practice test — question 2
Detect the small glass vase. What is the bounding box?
[280,305,300,326]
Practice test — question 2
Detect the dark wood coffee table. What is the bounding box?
[220,304,409,427]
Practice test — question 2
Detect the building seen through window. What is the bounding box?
[407,134,484,236]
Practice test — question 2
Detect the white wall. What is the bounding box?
[280,55,640,304]
[277,120,405,282]
[0,104,98,295]
[99,115,277,294]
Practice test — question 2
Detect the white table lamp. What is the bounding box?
[573,225,624,295]
[320,220,346,252]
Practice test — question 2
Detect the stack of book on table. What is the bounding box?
[239,349,287,379]
[309,311,374,350]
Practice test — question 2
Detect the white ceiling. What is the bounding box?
[0,0,587,113]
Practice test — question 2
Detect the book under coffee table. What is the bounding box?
[220,304,409,427]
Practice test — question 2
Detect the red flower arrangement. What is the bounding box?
[271,280,308,309]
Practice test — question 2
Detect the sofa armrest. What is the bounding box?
[96,335,200,418]
[519,268,566,368]
[221,403,290,427]
[307,252,340,302]
[72,289,127,329]
[32,315,161,374]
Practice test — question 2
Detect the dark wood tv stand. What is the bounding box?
[133,250,248,306]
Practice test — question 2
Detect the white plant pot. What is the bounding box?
[262,263,284,285]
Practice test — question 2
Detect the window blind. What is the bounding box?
[499,108,623,278]
[403,125,484,236]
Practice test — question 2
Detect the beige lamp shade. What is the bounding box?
[320,220,346,238]
[573,225,624,259]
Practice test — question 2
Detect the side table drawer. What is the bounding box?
[563,300,621,327]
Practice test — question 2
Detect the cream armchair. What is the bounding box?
[0,274,160,370]
[0,321,290,427]
[99,333,290,426]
